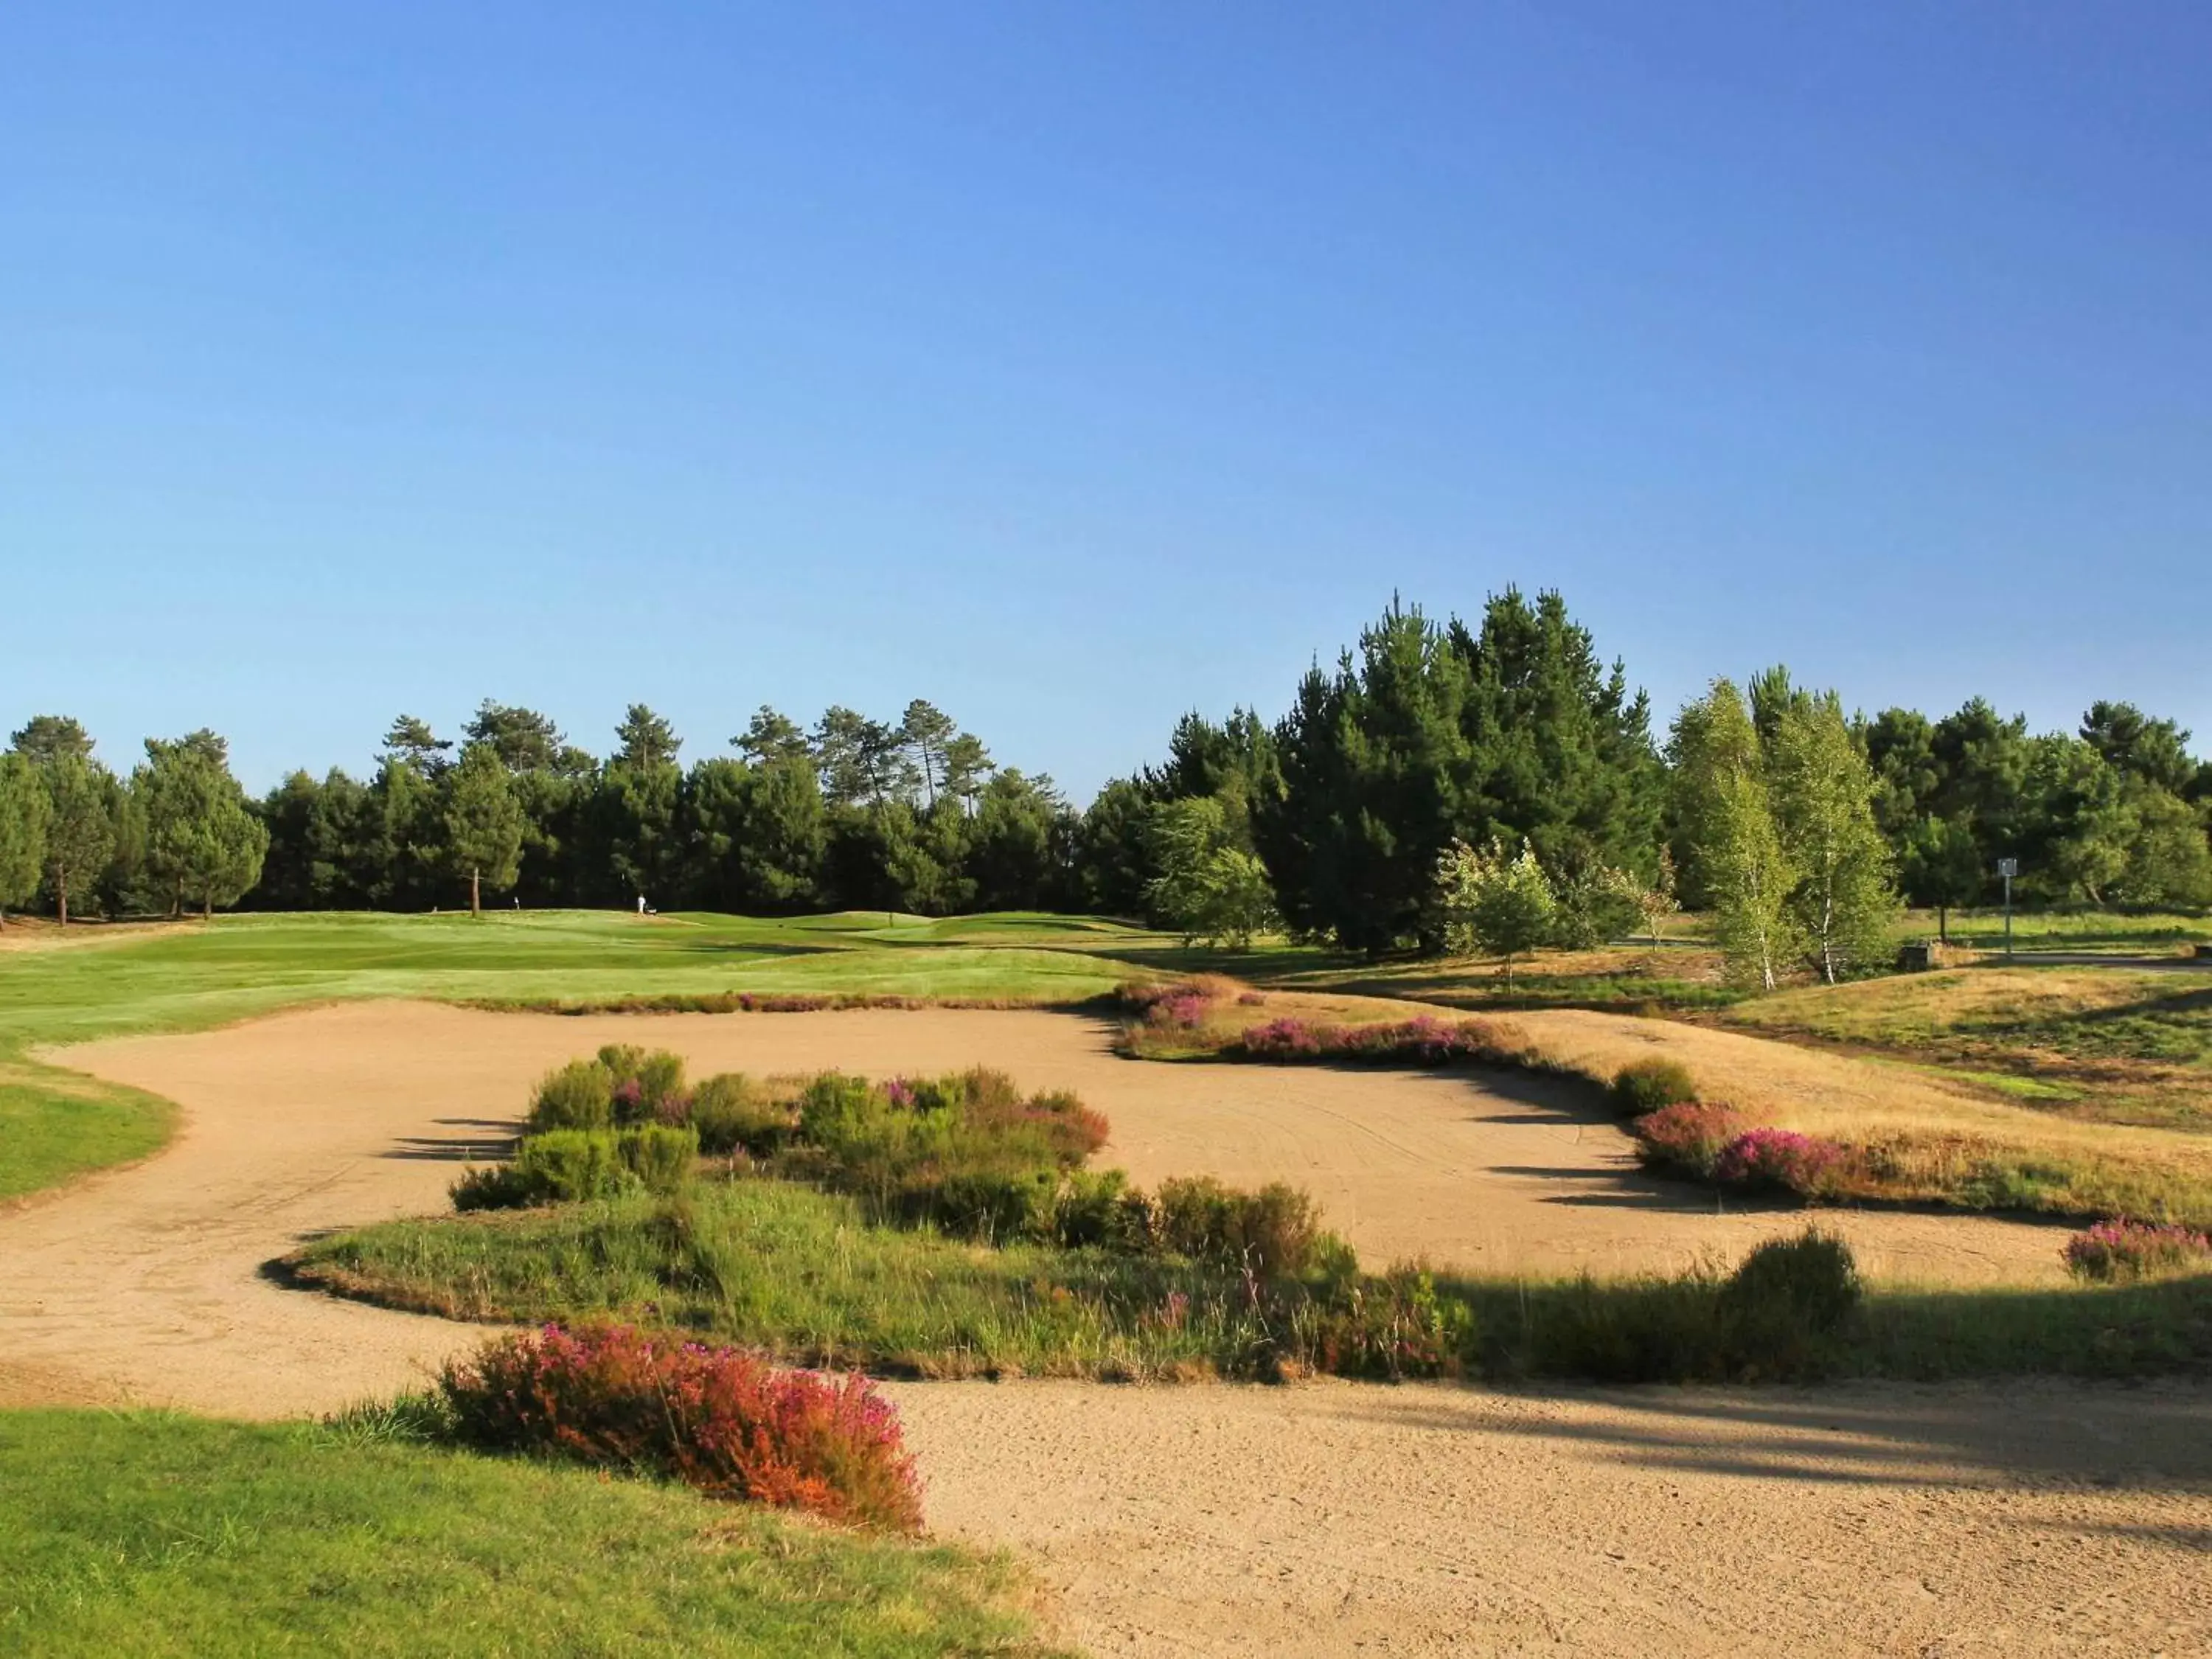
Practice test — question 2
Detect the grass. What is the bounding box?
[297,1178,1300,1382]
[1725,967,2212,1131]
[1450,1266,2212,1382]
[0,1408,1065,1658]
[296,1176,2212,1383]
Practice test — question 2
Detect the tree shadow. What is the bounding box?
[382,1133,518,1162]
[1317,1380,2212,1492]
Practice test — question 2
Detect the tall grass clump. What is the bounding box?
[2063,1219,2212,1282]
[439,1322,922,1531]
[1503,1227,1863,1382]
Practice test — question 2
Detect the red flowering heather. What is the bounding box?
[1714,1127,1846,1197]
[439,1323,923,1532]
[2063,1219,2212,1282]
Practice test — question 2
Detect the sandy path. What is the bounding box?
[7,1001,2206,1655]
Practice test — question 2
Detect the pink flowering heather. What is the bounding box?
[1630,1102,1749,1178]
[1713,1127,1847,1197]
[883,1078,918,1109]
[438,1322,923,1531]
[1241,1016,1324,1057]
[2063,1219,2212,1282]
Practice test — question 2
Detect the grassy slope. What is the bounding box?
[1722,967,2212,1131]
[0,909,1161,1200]
[0,1410,1062,1658]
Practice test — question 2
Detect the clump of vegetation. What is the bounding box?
[2063,1218,2212,1282]
[1628,1102,1751,1180]
[438,1322,922,1531]
[1502,1226,1863,1382]
[1231,1012,1531,1067]
[1607,1057,1698,1116]
[453,1124,698,1209]
[1711,1127,1848,1198]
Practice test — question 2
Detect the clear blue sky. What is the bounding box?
[5,3,2208,798]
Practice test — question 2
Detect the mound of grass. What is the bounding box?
[298,1175,1455,1382]
[0,1408,1064,1658]
[0,1065,175,1202]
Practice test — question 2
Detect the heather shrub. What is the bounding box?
[1230,1015,1530,1068]
[1630,1102,1749,1179]
[513,1129,629,1203]
[529,1060,614,1133]
[2064,1219,2212,1282]
[437,1322,922,1531]
[1722,1228,1860,1333]
[1240,1016,1323,1058]
[619,1123,699,1194]
[1049,1168,1154,1251]
[688,1072,788,1155]
[1304,1264,1471,1380]
[1714,1128,1848,1198]
[1608,1057,1697,1117]
[451,1162,543,1211]
[1155,1176,1326,1278]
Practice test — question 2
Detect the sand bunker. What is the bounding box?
[5,1000,2205,1656]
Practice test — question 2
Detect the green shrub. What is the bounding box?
[529,1060,614,1133]
[451,1162,548,1211]
[619,1123,698,1194]
[1717,1228,1862,1377]
[1608,1057,1698,1117]
[514,1129,630,1203]
[1303,1264,1471,1380]
[1155,1177,1325,1278]
[1050,1169,1153,1251]
[688,1073,789,1155]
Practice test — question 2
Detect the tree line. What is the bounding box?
[4,591,2207,988]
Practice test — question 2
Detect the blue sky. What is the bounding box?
[4,3,2208,796]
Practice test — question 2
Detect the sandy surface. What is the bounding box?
[5,1001,2207,1656]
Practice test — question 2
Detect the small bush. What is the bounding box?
[1717,1228,1862,1378]
[513,1129,630,1203]
[1304,1265,1471,1380]
[529,1060,614,1133]
[619,1123,698,1194]
[1155,1177,1325,1278]
[1049,1169,1154,1251]
[1714,1128,1848,1198]
[1630,1102,1749,1179]
[1608,1057,1697,1117]
[2064,1219,2212,1282]
[438,1322,922,1531]
[688,1072,788,1155]
[451,1162,546,1211]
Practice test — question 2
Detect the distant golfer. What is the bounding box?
[637,895,646,916]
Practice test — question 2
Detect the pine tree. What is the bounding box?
[0,754,51,926]
[442,743,525,916]
[138,731,268,919]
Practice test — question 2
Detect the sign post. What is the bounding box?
[1997,858,2019,959]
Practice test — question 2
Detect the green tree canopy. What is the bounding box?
[1434,837,1556,987]
[137,730,269,919]
[442,743,526,915]
[0,753,52,924]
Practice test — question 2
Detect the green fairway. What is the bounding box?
[0,1409,1062,1658]
[0,909,1174,1200]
